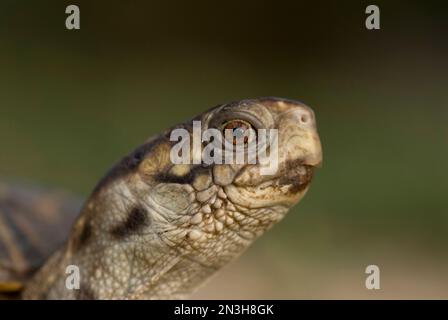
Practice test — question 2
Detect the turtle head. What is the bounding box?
[65,97,322,299]
[108,97,323,256]
[206,97,323,209]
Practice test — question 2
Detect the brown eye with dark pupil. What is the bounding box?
[222,120,252,145]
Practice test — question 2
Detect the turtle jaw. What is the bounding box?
[224,163,315,210]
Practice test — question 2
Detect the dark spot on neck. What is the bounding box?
[111,206,150,239]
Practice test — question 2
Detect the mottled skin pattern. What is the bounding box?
[4,97,322,299]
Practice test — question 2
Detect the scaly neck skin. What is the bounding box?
[23,180,214,299]
[23,171,287,300]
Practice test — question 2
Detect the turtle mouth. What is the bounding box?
[239,164,314,195]
[223,163,314,208]
[278,164,314,193]
[258,164,315,193]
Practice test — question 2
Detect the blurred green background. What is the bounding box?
[0,0,447,298]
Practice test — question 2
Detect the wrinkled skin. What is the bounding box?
[23,97,322,299]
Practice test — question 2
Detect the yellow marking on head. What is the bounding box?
[169,164,191,177]
[0,281,23,293]
[140,143,172,176]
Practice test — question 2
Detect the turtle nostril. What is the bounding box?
[300,114,309,124]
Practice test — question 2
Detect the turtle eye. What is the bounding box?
[221,120,256,145]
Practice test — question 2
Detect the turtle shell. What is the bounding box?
[0,180,81,298]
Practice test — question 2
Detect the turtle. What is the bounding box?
[0,97,322,299]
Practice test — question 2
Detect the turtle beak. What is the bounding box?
[277,104,323,169]
[302,131,323,168]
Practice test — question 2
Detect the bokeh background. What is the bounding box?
[0,0,447,298]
